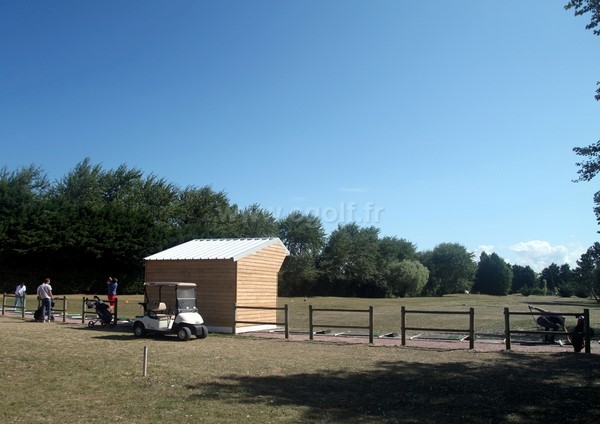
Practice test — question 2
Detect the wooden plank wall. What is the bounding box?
[236,244,288,328]
[145,259,237,327]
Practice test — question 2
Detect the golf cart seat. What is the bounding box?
[148,302,170,320]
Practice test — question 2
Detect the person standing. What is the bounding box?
[107,277,118,312]
[36,278,53,322]
[14,282,26,311]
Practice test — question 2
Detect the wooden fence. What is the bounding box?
[401,306,475,349]
[2,294,68,322]
[309,305,374,343]
[1,293,27,317]
[504,307,592,353]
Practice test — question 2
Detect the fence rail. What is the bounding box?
[1,293,27,318]
[2,294,68,321]
[401,306,475,349]
[233,304,289,338]
[309,305,374,343]
[504,307,591,353]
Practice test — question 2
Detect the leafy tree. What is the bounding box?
[0,165,51,285]
[511,264,538,293]
[472,252,512,295]
[175,186,237,241]
[377,236,417,269]
[0,165,50,251]
[278,211,325,256]
[317,223,387,297]
[278,253,320,296]
[539,263,562,294]
[35,159,180,292]
[234,204,278,238]
[386,260,429,297]
[572,242,600,296]
[420,243,476,295]
[566,1,600,226]
[277,212,325,296]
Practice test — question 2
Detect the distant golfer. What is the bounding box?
[107,277,118,312]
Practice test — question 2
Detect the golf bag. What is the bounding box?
[570,316,595,353]
[34,301,55,321]
[86,296,113,327]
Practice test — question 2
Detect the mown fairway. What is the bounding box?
[25,293,600,335]
[1,295,599,423]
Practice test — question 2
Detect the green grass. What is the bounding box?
[283,294,600,336]
[1,295,600,423]
[10,292,600,335]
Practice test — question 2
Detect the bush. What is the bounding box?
[520,285,546,296]
[557,284,575,298]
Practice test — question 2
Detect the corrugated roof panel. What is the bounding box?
[144,237,289,261]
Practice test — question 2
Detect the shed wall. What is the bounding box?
[144,259,236,328]
[235,244,288,329]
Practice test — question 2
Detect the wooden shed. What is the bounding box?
[144,238,289,333]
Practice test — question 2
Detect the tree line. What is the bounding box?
[2,159,599,298]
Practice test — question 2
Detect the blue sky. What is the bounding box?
[1,1,599,271]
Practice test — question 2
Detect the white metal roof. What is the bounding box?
[143,282,196,287]
[144,237,289,262]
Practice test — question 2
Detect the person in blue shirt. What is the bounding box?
[107,277,118,313]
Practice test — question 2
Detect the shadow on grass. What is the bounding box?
[66,325,196,342]
[186,352,600,423]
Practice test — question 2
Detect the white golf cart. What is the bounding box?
[132,282,208,341]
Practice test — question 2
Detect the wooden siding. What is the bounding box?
[235,244,288,328]
[144,242,288,331]
[145,259,237,328]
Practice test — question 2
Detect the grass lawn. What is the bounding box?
[19,293,600,335]
[1,295,599,423]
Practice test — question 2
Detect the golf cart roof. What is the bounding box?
[143,282,196,288]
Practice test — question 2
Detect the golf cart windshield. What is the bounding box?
[177,287,197,312]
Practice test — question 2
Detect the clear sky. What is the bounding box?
[1,1,599,272]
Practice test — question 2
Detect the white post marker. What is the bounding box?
[143,346,148,377]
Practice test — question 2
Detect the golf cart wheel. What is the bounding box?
[88,321,94,328]
[177,326,192,341]
[197,325,208,339]
[133,322,146,337]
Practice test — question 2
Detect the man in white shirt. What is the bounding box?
[36,278,53,322]
[14,283,26,311]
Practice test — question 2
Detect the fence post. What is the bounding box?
[368,306,374,344]
[114,298,118,325]
[232,303,237,335]
[584,309,591,354]
[81,297,86,324]
[400,306,406,346]
[469,307,475,350]
[309,304,313,340]
[62,296,67,322]
[284,304,289,339]
[2,293,5,315]
[21,295,26,318]
[504,307,511,351]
